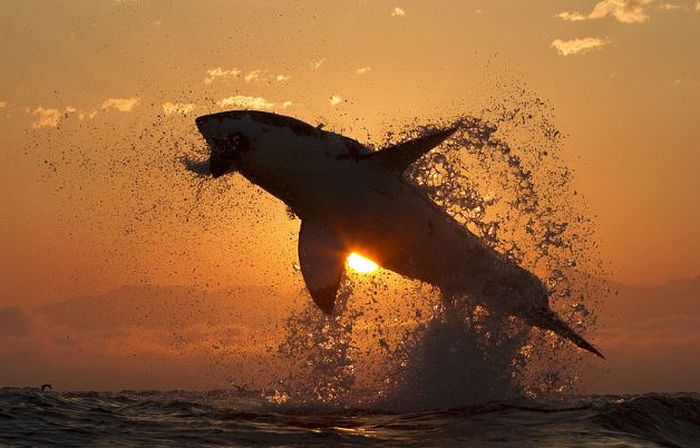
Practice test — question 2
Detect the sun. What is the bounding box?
[346,252,379,274]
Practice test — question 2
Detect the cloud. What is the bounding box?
[79,110,98,120]
[557,11,591,21]
[356,66,372,75]
[658,2,681,9]
[244,70,261,82]
[162,102,196,115]
[551,37,610,56]
[558,0,654,24]
[30,107,62,128]
[208,68,287,84]
[101,97,140,112]
[0,101,7,109]
[216,95,291,110]
[311,58,326,70]
[29,106,76,128]
[204,67,241,85]
[696,1,700,10]
[218,96,274,110]
[329,95,343,106]
[391,6,406,17]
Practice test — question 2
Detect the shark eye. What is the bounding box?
[228,132,250,152]
[211,133,249,155]
[211,136,230,152]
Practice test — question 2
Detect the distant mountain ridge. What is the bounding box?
[599,275,700,327]
[35,284,294,330]
[20,274,700,331]
[1,275,698,393]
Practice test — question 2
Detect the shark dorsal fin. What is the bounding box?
[298,219,346,314]
[362,127,457,173]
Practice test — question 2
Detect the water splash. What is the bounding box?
[267,103,606,410]
[267,284,359,407]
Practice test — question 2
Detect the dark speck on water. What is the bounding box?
[1,388,698,447]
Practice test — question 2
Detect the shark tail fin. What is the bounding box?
[361,126,458,174]
[527,311,605,359]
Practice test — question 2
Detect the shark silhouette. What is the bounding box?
[189,110,603,358]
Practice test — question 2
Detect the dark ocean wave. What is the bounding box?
[0,388,698,447]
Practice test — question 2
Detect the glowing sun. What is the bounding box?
[346,252,379,274]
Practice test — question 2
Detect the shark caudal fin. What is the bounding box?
[361,126,458,174]
[527,310,605,359]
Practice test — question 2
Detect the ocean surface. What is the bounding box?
[1,388,698,447]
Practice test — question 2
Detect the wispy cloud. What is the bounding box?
[696,1,700,10]
[204,67,241,85]
[356,66,372,75]
[78,110,97,120]
[557,11,590,21]
[216,96,291,111]
[0,101,7,109]
[551,37,610,56]
[391,6,406,17]
[311,59,326,71]
[101,97,140,112]
[207,68,289,84]
[558,0,654,24]
[329,95,343,106]
[26,99,135,127]
[162,102,196,115]
[244,70,261,82]
[658,3,681,10]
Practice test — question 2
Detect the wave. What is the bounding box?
[1,388,698,447]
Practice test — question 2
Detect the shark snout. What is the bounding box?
[195,114,249,178]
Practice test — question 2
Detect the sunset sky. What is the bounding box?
[0,1,698,391]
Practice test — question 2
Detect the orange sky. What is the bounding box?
[1,0,699,310]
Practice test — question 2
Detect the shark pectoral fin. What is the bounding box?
[361,126,458,173]
[298,219,346,314]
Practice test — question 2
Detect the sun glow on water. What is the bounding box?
[346,252,379,274]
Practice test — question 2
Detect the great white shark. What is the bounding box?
[189,110,603,358]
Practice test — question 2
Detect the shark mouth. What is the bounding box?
[183,133,249,178]
[209,149,234,178]
[208,133,249,178]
